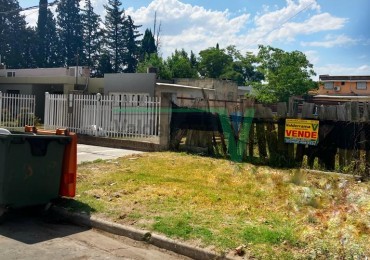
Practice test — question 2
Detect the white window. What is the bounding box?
[324,82,334,89]
[356,82,367,90]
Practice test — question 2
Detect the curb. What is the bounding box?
[51,206,230,260]
[77,135,164,152]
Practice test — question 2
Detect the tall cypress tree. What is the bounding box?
[36,0,47,67]
[0,0,29,68]
[44,9,61,67]
[81,0,102,70]
[104,0,125,73]
[22,27,38,68]
[36,1,59,67]
[122,15,141,73]
[140,28,156,61]
[96,51,114,78]
[56,0,84,66]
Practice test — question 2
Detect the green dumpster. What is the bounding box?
[0,132,71,209]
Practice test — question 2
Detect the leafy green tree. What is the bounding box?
[104,0,125,73]
[223,46,264,85]
[167,49,198,78]
[56,0,84,66]
[81,0,102,70]
[122,15,142,72]
[198,45,233,79]
[137,54,171,80]
[140,28,157,60]
[253,45,317,103]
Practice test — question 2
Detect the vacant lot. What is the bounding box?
[65,152,370,259]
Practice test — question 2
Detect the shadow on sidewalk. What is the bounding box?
[0,199,94,245]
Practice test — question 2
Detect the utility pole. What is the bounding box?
[75,48,79,89]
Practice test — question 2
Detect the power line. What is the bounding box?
[240,2,315,51]
[0,0,59,15]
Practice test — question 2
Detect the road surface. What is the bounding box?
[0,208,189,260]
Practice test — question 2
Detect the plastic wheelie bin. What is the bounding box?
[0,131,71,211]
[24,126,78,198]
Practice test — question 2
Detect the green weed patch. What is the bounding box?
[64,152,370,258]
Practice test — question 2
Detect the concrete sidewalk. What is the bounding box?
[52,207,230,260]
[77,144,144,164]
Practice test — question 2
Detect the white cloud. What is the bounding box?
[22,9,40,27]
[21,2,59,27]
[304,50,320,64]
[314,64,370,79]
[254,0,320,31]
[301,34,357,48]
[22,0,349,59]
[126,0,250,56]
[250,12,347,45]
[126,0,341,56]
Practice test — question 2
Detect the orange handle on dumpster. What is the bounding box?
[25,126,77,197]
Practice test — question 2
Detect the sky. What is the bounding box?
[18,0,370,80]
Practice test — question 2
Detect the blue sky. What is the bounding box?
[19,0,370,79]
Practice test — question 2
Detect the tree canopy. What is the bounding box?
[0,1,319,100]
[253,45,317,103]
[81,0,102,70]
[103,0,125,73]
[137,53,171,80]
[140,29,157,60]
[0,0,29,68]
[167,49,198,78]
[122,15,142,73]
[56,0,84,66]
[198,45,232,79]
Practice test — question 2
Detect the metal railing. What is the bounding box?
[44,93,161,138]
[0,92,36,130]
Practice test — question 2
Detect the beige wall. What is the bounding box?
[156,84,215,107]
[88,78,104,93]
[104,73,156,96]
[0,67,90,78]
[212,81,238,100]
[0,76,81,85]
[174,78,238,101]
[174,78,215,89]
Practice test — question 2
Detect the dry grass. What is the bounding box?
[65,152,370,259]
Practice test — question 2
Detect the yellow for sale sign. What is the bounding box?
[284,119,319,146]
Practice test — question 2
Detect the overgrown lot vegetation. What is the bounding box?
[65,152,370,259]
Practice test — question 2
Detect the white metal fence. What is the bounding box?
[0,92,36,129]
[44,93,161,138]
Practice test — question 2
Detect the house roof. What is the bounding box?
[319,75,370,81]
[313,94,370,102]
